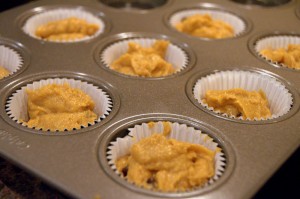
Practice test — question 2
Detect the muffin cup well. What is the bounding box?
[169,9,246,39]
[99,0,168,10]
[101,38,188,77]
[230,0,291,7]
[0,45,23,79]
[254,35,300,70]
[6,78,112,131]
[193,70,293,121]
[107,121,226,191]
[22,8,105,43]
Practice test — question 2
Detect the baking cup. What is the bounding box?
[193,70,293,121]
[254,35,300,70]
[6,78,112,131]
[107,121,226,191]
[0,45,23,79]
[169,9,246,39]
[101,38,188,77]
[22,8,105,43]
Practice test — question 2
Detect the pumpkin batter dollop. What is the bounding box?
[0,66,10,79]
[203,88,271,120]
[260,44,300,69]
[25,83,97,131]
[110,40,175,77]
[175,14,234,39]
[115,123,215,192]
[35,17,99,41]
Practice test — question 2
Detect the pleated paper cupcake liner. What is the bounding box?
[101,38,188,77]
[193,70,293,120]
[23,8,105,43]
[6,78,112,131]
[107,121,226,191]
[0,45,23,79]
[169,9,246,38]
[254,35,300,70]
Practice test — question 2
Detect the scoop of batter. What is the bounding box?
[25,83,97,131]
[35,17,99,41]
[110,40,175,77]
[203,88,271,120]
[260,44,300,69]
[175,14,234,39]
[116,122,215,192]
[0,66,10,79]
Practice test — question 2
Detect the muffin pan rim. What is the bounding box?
[186,67,300,124]
[296,3,300,20]
[0,71,121,135]
[248,31,300,72]
[16,4,112,44]
[98,114,235,197]
[93,31,196,80]
[163,5,253,41]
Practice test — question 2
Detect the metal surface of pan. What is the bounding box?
[0,0,299,199]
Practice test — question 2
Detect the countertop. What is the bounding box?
[0,148,298,199]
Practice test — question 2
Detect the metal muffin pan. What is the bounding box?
[0,0,299,199]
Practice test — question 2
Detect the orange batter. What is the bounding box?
[110,40,175,77]
[175,14,234,39]
[260,44,300,69]
[0,66,9,79]
[203,88,271,119]
[35,17,99,41]
[115,122,215,192]
[25,83,97,131]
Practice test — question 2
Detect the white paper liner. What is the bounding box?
[169,9,246,38]
[6,78,112,131]
[193,70,293,121]
[22,8,105,43]
[101,38,188,76]
[107,121,226,191]
[0,45,23,78]
[254,35,300,70]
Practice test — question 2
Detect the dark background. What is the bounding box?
[0,1,299,199]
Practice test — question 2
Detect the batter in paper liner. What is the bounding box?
[175,14,234,39]
[24,83,97,131]
[260,44,300,69]
[203,88,271,120]
[35,17,99,41]
[110,40,175,77]
[0,66,10,79]
[115,122,216,192]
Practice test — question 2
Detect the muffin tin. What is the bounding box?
[0,0,299,198]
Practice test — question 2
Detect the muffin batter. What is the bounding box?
[35,17,99,41]
[115,122,215,192]
[175,14,234,39]
[0,66,9,79]
[110,40,175,77]
[25,83,97,131]
[260,44,300,69]
[203,88,271,120]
